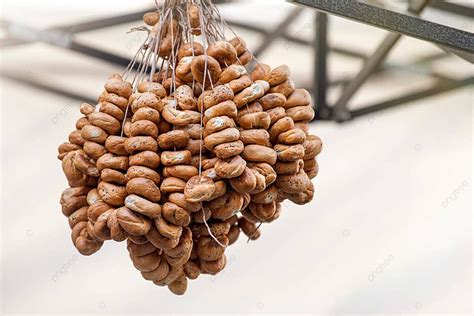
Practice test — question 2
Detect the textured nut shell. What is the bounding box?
[197,235,228,261]
[214,140,244,159]
[160,177,187,193]
[126,177,161,203]
[161,150,192,166]
[303,134,323,159]
[200,254,227,275]
[242,145,277,165]
[125,194,161,218]
[275,159,304,175]
[239,112,271,130]
[168,193,202,212]
[251,63,271,81]
[286,88,311,108]
[278,128,307,145]
[215,155,246,179]
[286,105,315,122]
[126,166,161,184]
[129,150,160,169]
[265,65,290,86]
[229,167,257,194]
[191,55,222,85]
[168,274,188,295]
[229,36,247,55]
[276,170,311,194]
[163,165,198,181]
[116,207,152,235]
[98,182,127,206]
[124,136,158,154]
[274,144,305,161]
[207,41,238,66]
[162,203,191,226]
[240,129,271,147]
[158,130,190,149]
[105,136,128,155]
[184,176,215,202]
[269,79,295,97]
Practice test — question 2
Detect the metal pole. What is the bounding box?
[252,7,304,58]
[313,12,329,120]
[332,0,431,121]
[350,77,474,118]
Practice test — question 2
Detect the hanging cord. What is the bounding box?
[121,3,171,136]
[206,0,264,72]
[247,222,262,243]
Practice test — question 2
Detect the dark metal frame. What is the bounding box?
[1,0,473,122]
[289,0,474,121]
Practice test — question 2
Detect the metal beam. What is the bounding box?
[57,10,151,34]
[70,42,131,67]
[350,77,474,119]
[252,7,304,58]
[313,12,330,119]
[430,0,474,18]
[0,71,96,104]
[290,0,474,55]
[332,0,431,120]
[224,19,368,60]
[2,20,136,67]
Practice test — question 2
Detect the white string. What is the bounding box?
[202,209,226,248]
[247,222,262,243]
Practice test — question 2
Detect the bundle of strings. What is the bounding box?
[57,0,323,295]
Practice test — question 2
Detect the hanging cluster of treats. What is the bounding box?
[57,0,322,295]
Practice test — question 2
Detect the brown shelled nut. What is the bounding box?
[57,1,324,295]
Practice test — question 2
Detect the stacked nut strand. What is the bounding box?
[219,61,277,237]
[59,106,98,189]
[183,41,251,275]
[57,74,133,254]
[235,82,282,229]
[123,81,196,293]
[213,63,265,239]
[60,186,104,255]
[120,82,165,239]
[58,101,90,160]
[253,64,316,205]
[126,233,189,295]
[88,75,133,242]
[284,88,322,180]
[127,229,192,295]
